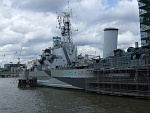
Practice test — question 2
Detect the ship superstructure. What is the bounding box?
[20,7,95,89]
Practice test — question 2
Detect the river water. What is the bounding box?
[0,78,150,113]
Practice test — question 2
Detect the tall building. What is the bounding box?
[138,0,150,48]
[4,64,25,77]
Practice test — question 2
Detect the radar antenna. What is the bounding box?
[56,1,77,44]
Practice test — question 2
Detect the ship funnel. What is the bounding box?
[103,27,119,58]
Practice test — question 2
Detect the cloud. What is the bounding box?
[118,31,134,48]
[77,45,102,57]
[0,30,22,46]
[0,0,141,65]
[11,0,68,13]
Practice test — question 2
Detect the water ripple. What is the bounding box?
[0,78,150,113]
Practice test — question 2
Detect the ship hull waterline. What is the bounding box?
[28,69,93,90]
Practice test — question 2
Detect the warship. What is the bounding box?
[19,8,98,89]
[19,0,150,92]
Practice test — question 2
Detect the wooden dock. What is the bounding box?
[18,77,37,88]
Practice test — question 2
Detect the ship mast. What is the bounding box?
[57,1,73,44]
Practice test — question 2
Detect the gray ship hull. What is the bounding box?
[28,69,93,89]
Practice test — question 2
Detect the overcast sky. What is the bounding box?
[0,0,140,66]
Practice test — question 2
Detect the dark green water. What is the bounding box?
[0,78,150,113]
